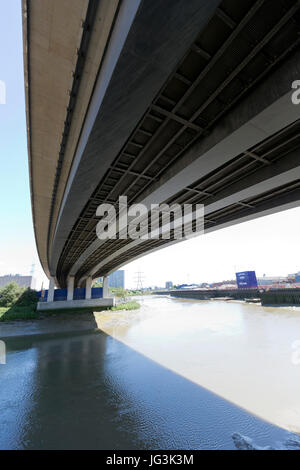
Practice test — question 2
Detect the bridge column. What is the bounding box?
[103,276,109,298]
[47,276,55,302]
[67,276,75,301]
[85,277,92,299]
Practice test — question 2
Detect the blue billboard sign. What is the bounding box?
[236,271,258,289]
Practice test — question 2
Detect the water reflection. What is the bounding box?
[98,296,300,432]
[0,322,297,449]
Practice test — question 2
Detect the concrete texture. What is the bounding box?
[48,0,120,259]
[49,0,222,275]
[23,0,119,277]
[24,0,300,286]
[23,0,89,278]
[52,14,300,282]
[73,66,300,281]
[37,297,114,311]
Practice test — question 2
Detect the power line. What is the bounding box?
[30,263,36,276]
[134,271,145,290]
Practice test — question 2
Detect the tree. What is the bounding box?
[0,282,24,307]
[93,281,103,288]
[16,288,38,306]
[110,287,127,299]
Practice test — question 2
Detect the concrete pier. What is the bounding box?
[47,277,55,302]
[85,277,92,300]
[67,276,75,301]
[103,276,109,298]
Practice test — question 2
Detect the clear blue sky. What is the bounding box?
[0,1,39,281]
[0,1,299,289]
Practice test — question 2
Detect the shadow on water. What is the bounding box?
[0,329,297,450]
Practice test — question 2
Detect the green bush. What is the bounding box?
[0,306,38,322]
[15,288,38,306]
[0,282,24,307]
[93,281,103,288]
[111,301,140,311]
[110,287,128,299]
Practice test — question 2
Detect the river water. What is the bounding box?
[1,295,300,449]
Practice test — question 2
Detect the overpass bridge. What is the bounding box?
[23,0,300,301]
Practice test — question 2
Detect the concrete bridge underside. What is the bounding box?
[23,0,300,289]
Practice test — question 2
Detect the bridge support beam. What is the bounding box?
[103,276,109,298]
[67,276,75,301]
[85,276,92,300]
[47,276,55,302]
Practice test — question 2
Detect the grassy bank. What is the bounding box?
[0,284,39,322]
[0,283,141,322]
[0,305,39,322]
[111,301,140,311]
[0,299,140,322]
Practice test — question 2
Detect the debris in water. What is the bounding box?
[232,432,300,450]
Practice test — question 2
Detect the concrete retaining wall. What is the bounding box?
[166,289,259,301]
[37,297,114,311]
[157,288,300,306]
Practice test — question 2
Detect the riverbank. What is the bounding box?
[0,300,139,320]
[2,297,300,339]
[0,312,98,338]
[0,305,38,322]
[164,287,300,306]
[167,293,300,312]
[0,301,140,338]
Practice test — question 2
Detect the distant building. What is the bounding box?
[108,270,125,288]
[165,281,173,289]
[257,275,288,286]
[286,272,300,283]
[177,283,200,289]
[0,274,34,289]
[211,280,237,288]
